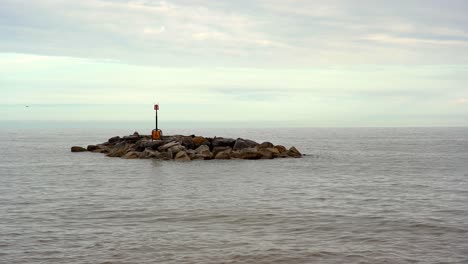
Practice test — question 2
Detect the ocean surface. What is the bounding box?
[1,123,467,264]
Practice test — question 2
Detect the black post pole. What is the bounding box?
[155,109,158,131]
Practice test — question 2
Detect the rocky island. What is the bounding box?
[71,132,302,161]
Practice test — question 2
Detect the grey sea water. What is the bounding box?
[1,123,467,264]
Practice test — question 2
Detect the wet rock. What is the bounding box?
[259,147,280,159]
[239,147,262,160]
[143,140,165,150]
[215,150,231,159]
[195,145,213,159]
[158,141,179,151]
[180,136,195,150]
[213,146,231,157]
[259,142,274,149]
[287,146,302,158]
[192,136,208,147]
[142,149,159,159]
[233,138,258,150]
[122,135,140,143]
[274,145,287,153]
[107,142,132,157]
[71,146,87,152]
[168,144,186,155]
[80,132,302,162]
[154,150,172,160]
[122,151,140,159]
[87,145,98,151]
[108,136,121,144]
[174,151,191,161]
[212,137,236,148]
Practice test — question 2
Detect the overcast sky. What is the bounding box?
[1,0,467,126]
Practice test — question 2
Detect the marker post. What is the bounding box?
[152,104,162,141]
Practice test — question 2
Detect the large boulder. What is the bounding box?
[122,151,140,159]
[287,146,302,158]
[274,145,287,153]
[239,147,262,160]
[122,132,141,143]
[134,139,152,152]
[94,144,110,153]
[108,136,121,144]
[259,147,280,159]
[142,149,160,159]
[71,146,87,152]
[258,142,274,149]
[86,145,98,151]
[156,150,173,160]
[233,138,258,150]
[192,136,209,147]
[180,136,196,150]
[212,137,236,148]
[158,141,179,151]
[168,144,186,155]
[215,150,231,159]
[195,145,213,160]
[213,146,231,157]
[174,151,191,161]
[143,140,165,150]
[107,142,132,157]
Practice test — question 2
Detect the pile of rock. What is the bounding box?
[71,132,302,161]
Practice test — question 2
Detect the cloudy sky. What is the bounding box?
[1,0,467,126]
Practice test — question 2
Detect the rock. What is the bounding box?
[108,136,121,144]
[156,151,173,160]
[81,133,303,161]
[212,137,236,148]
[168,144,186,155]
[143,140,165,150]
[71,146,87,152]
[122,151,140,159]
[259,147,280,159]
[192,136,208,147]
[231,150,241,159]
[180,136,195,150]
[94,144,110,153]
[233,138,258,150]
[135,139,152,152]
[239,147,262,160]
[174,151,191,161]
[287,146,302,158]
[122,135,140,143]
[195,145,209,154]
[195,145,213,159]
[274,145,287,153]
[142,149,159,159]
[107,142,132,157]
[87,145,98,151]
[259,142,274,149]
[258,149,274,159]
[215,150,231,159]
[213,146,231,157]
[158,141,179,151]
[185,149,197,159]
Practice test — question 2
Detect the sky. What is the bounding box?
[1,0,467,126]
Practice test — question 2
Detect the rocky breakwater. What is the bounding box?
[71,132,302,161]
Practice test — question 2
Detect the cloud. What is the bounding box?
[456,98,468,104]
[1,0,468,66]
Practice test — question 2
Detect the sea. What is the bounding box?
[1,122,467,264]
